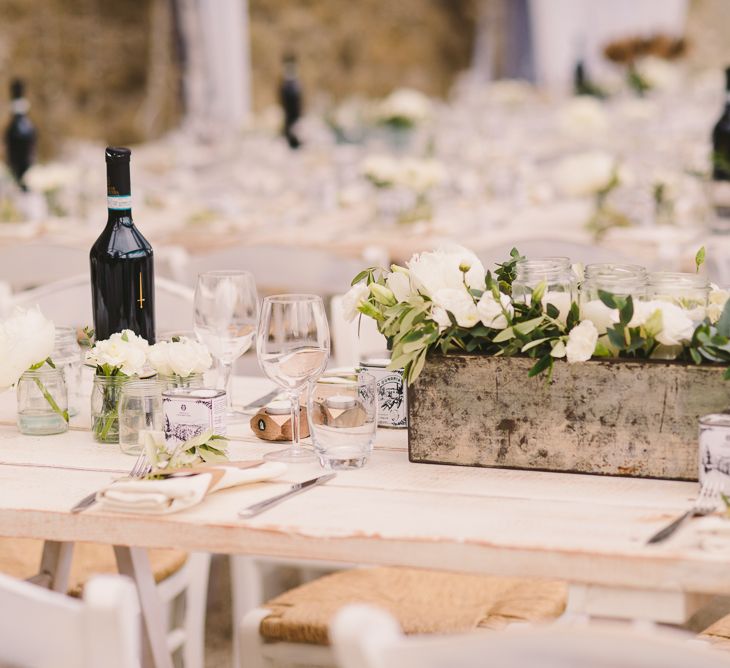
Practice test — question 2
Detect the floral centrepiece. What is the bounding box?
[142,429,229,474]
[149,336,212,389]
[345,246,730,383]
[0,306,69,433]
[86,329,149,444]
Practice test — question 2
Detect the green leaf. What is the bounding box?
[528,354,553,378]
[408,347,428,383]
[607,327,626,350]
[492,327,516,343]
[598,290,617,309]
[545,303,559,320]
[531,280,547,306]
[513,317,545,336]
[724,367,730,381]
[593,340,612,357]
[689,348,703,365]
[695,246,706,274]
[521,337,553,353]
[351,268,375,286]
[619,296,634,326]
[717,299,730,338]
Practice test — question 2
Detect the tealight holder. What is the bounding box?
[251,400,310,442]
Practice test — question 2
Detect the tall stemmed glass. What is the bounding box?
[256,294,330,462]
[194,270,259,418]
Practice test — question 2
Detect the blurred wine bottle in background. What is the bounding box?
[90,147,156,342]
[280,53,302,149]
[710,66,730,232]
[4,78,36,189]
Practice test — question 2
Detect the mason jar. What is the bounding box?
[118,380,163,455]
[157,372,205,392]
[583,263,648,282]
[647,272,710,321]
[52,326,82,417]
[17,367,69,436]
[581,265,648,303]
[512,257,577,322]
[91,375,129,444]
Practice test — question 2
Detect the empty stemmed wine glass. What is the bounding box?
[256,294,330,462]
[194,270,259,418]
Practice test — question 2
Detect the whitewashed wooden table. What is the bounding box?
[1,376,730,666]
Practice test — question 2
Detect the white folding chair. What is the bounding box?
[0,242,89,290]
[0,572,140,668]
[331,605,730,668]
[10,273,195,333]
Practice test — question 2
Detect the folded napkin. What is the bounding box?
[96,461,287,515]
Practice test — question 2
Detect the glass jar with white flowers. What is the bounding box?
[86,329,149,444]
[512,258,577,325]
[149,336,212,390]
[648,272,710,322]
[0,306,70,436]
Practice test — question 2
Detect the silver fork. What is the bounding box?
[70,451,151,513]
[647,472,723,544]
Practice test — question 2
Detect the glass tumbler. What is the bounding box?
[16,367,68,436]
[308,373,377,469]
[118,379,164,455]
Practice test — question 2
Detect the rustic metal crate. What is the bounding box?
[407,354,730,480]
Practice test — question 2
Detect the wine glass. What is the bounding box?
[193,271,259,417]
[256,294,330,462]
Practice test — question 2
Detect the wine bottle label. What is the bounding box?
[107,194,132,210]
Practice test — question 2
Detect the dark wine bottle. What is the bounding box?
[4,78,37,189]
[279,53,302,149]
[90,147,155,343]
[712,67,730,180]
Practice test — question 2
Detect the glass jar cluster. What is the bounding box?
[512,256,711,326]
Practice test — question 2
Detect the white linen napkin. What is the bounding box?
[96,461,287,515]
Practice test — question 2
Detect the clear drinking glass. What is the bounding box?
[118,379,164,455]
[194,270,259,418]
[256,294,330,463]
[308,373,377,469]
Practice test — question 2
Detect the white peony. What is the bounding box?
[86,329,149,376]
[407,247,485,298]
[385,271,411,303]
[552,151,617,197]
[342,283,370,322]
[580,299,618,335]
[0,306,55,390]
[565,321,599,364]
[149,338,212,378]
[477,291,513,329]
[431,288,479,328]
[635,56,681,92]
[430,305,451,331]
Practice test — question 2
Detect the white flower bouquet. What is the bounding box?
[86,329,150,443]
[0,306,68,426]
[345,246,730,384]
[374,88,431,129]
[149,337,212,388]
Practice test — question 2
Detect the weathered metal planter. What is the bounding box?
[407,354,730,481]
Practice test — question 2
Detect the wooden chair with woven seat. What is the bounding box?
[238,566,568,668]
[0,538,210,668]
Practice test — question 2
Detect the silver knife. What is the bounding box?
[238,473,336,518]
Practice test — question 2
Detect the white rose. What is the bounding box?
[149,338,212,378]
[361,154,400,187]
[565,321,599,364]
[477,291,513,329]
[376,88,431,125]
[86,329,149,376]
[709,286,729,324]
[430,306,451,332]
[385,271,411,303]
[0,306,55,390]
[635,56,680,92]
[628,300,694,346]
[407,247,485,297]
[431,288,479,328]
[342,283,370,322]
[552,151,617,197]
[580,299,618,335]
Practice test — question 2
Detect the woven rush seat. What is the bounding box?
[259,567,568,645]
[0,537,187,597]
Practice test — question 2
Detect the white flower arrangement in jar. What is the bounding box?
[149,336,212,390]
